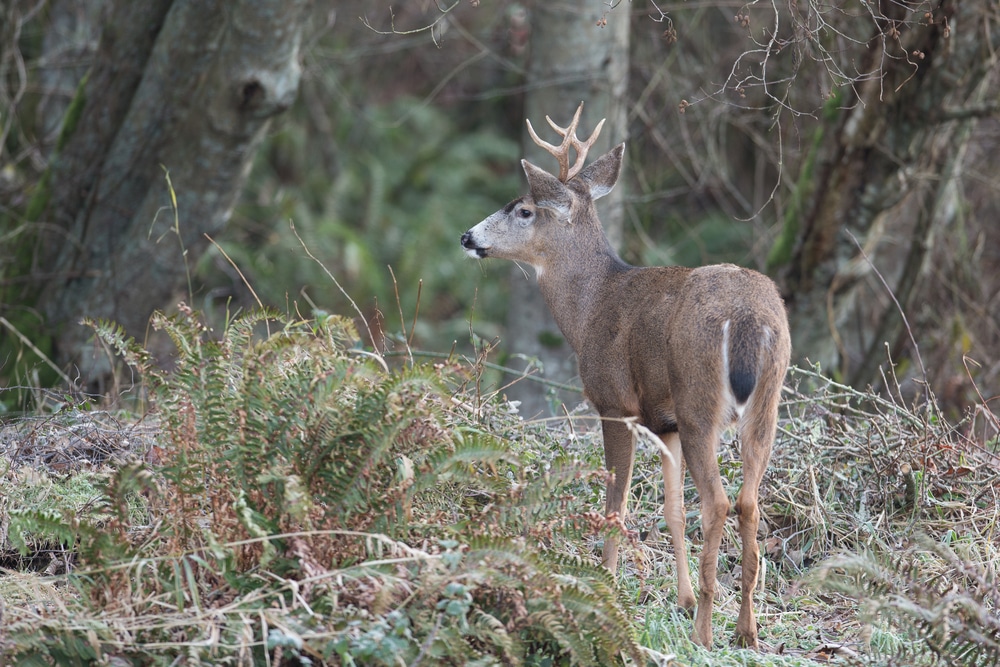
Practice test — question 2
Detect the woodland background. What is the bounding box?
[1,0,997,415]
[0,2,999,665]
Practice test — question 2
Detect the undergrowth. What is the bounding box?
[0,306,640,665]
[815,536,1000,666]
[0,308,998,666]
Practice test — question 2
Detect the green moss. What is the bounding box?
[537,330,564,349]
[23,72,89,224]
[766,90,843,272]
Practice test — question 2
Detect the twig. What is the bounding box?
[359,0,460,46]
[289,220,383,363]
[845,229,927,383]
[0,316,74,386]
[963,356,1000,433]
[204,234,265,314]
[387,265,413,367]
[409,278,422,351]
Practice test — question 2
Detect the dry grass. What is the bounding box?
[611,363,1000,664]
[0,358,997,665]
[0,408,158,471]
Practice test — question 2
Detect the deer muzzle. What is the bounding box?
[461,231,489,258]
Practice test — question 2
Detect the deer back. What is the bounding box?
[462,118,788,432]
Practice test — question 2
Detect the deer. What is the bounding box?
[460,103,791,649]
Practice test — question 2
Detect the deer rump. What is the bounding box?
[580,263,785,436]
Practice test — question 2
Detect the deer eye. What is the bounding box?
[514,207,534,228]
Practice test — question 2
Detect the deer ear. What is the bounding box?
[522,159,573,217]
[575,143,624,201]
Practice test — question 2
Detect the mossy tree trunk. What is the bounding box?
[504,1,630,418]
[6,0,309,390]
[773,0,999,387]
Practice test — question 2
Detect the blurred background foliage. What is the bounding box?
[210,98,521,348]
[1,0,998,416]
[193,1,790,356]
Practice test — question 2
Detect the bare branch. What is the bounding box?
[359,0,462,47]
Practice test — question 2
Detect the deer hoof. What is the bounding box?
[733,631,759,650]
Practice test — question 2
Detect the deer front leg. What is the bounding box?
[600,418,636,575]
[660,432,696,613]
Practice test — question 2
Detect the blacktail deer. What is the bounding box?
[461,104,791,649]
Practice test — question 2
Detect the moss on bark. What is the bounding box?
[766,89,841,273]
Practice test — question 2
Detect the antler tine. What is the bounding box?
[567,117,605,181]
[525,118,569,181]
[525,102,606,182]
[544,101,583,139]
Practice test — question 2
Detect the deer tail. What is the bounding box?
[724,317,766,406]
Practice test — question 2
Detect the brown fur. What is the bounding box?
[462,141,791,649]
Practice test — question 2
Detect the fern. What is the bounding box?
[2,307,640,665]
[814,536,1000,666]
[82,317,153,377]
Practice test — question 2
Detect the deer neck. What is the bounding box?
[535,232,628,354]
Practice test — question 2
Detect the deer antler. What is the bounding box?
[525,102,606,182]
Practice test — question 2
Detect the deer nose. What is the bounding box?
[461,231,489,258]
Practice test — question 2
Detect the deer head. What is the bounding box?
[462,103,624,277]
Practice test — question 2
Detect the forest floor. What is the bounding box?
[0,348,998,665]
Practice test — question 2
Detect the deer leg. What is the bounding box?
[601,418,636,575]
[733,406,777,649]
[679,420,728,649]
[660,432,695,613]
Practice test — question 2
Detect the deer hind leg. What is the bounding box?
[600,418,636,575]
[678,418,729,649]
[660,431,695,613]
[733,399,778,649]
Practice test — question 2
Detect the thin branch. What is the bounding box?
[0,316,74,386]
[359,0,461,47]
[289,220,384,366]
[933,102,1000,122]
[844,229,927,381]
[203,234,265,311]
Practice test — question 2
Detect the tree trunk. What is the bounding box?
[14,0,309,388]
[35,0,109,146]
[504,1,630,418]
[776,0,999,389]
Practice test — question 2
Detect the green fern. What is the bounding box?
[3,306,642,666]
[82,317,153,377]
[814,536,1000,666]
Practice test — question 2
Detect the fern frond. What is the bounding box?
[471,608,522,665]
[814,537,1000,666]
[84,317,152,376]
